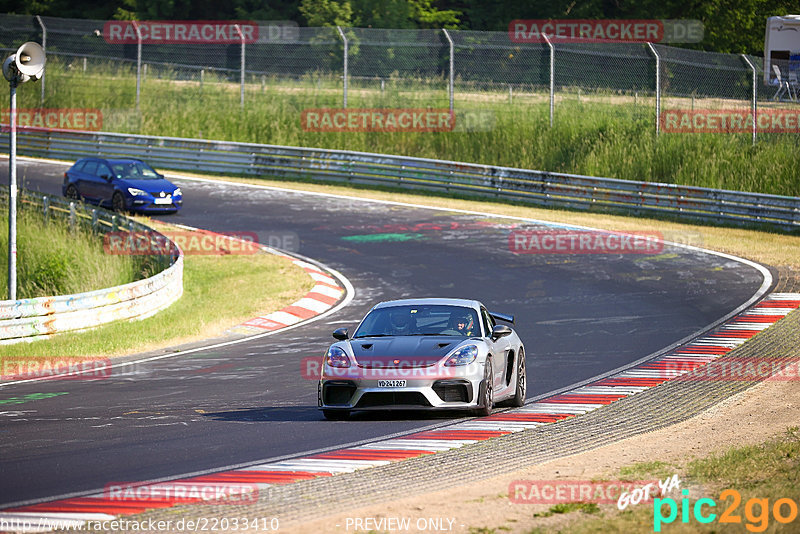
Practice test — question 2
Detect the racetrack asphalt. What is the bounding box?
[0,159,768,506]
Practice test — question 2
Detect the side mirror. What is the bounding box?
[100,174,112,181]
[491,324,512,340]
[332,328,349,341]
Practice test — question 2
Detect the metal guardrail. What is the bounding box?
[3,128,799,231]
[0,188,183,343]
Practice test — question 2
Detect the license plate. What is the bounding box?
[154,197,172,205]
[377,380,406,388]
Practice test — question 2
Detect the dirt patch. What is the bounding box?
[289,376,800,533]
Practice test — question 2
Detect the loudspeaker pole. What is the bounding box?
[7,76,16,300]
[3,42,45,301]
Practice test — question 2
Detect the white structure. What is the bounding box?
[764,15,800,85]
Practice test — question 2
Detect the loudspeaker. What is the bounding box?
[2,41,45,82]
[16,42,45,79]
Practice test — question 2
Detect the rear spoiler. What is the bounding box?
[489,311,514,324]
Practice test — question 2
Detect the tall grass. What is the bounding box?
[19,58,800,196]
[0,205,158,298]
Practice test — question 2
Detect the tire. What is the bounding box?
[322,410,350,421]
[510,348,526,407]
[65,184,80,201]
[111,192,126,212]
[474,359,494,417]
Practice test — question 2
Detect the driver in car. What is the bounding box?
[390,310,414,335]
[450,312,475,336]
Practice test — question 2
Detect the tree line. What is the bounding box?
[0,0,796,54]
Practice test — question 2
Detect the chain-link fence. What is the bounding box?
[0,14,796,142]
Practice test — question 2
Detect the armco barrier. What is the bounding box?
[3,128,800,230]
[0,189,183,343]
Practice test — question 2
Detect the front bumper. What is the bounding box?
[128,198,183,213]
[318,374,482,411]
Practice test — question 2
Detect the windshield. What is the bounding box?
[112,161,160,180]
[354,305,480,338]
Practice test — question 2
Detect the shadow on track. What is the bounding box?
[201,406,471,423]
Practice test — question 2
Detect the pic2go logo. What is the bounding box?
[654,489,800,532]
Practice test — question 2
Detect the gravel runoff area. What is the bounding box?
[86,267,800,533]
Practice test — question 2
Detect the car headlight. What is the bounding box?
[325,346,351,368]
[173,188,182,197]
[127,187,147,196]
[444,345,478,366]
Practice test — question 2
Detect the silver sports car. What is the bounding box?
[318,298,526,420]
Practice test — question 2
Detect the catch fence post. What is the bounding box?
[336,26,348,108]
[443,29,454,113]
[741,54,758,145]
[543,33,555,128]
[646,42,660,136]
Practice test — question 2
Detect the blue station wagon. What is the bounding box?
[62,158,182,213]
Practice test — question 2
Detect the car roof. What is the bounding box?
[107,159,146,165]
[75,157,145,164]
[372,298,483,310]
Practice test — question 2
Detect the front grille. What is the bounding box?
[322,381,357,405]
[432,380,471,403]
[355,392,431,408]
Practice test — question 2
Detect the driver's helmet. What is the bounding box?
[390,309,412,333]
[451,312,474,335]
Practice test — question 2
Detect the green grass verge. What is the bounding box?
[618,461,676,481]
[533,502,601,518]
[0,227,315,361]
[19,59,800,197]
[0,206,157,298]
[535,427,800,533]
